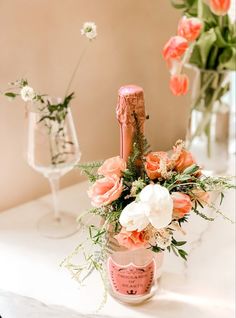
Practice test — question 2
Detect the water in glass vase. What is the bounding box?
[186,67,232,174]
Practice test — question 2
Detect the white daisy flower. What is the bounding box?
[20,85,35,102]
[81,22,97,40]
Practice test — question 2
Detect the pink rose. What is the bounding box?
[98,156,126,178]
[88,174,123,207]
[170,74,189,96]
[191,189,210,206]
[114,228,147,250]
[210,0,230,16]
[174,149,196,172]
[171,192,192,219]
[162,36,188,62]
[177,16,202,42]
[145,152,169,180]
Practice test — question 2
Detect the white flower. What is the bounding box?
[139,184,173,229]
[81,22,97,40]
[20,85,35,102]
[155,229,173,249]
[119,201,150,232]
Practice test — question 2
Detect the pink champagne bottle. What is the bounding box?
[106,85,164,304]
[116,85,146,162]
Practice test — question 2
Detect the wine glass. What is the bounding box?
[27,101,81,238]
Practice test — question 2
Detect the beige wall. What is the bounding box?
[0,0,190,211]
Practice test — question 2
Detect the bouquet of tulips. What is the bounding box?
[163,0,235,97]
[162,0,235,158]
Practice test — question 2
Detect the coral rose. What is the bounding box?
[174,149,196,172]
[88,174,123,207]
[98,156,126,178]
[114,228,147,250]
[171,192,192,219]
[162,36,188,61]
[210,0,230,16]
[170,74,189,96]
[177,16,202,42]
[145,152,169,180]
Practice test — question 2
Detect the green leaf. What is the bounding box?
[178,249,188,260]
[38,115,55,122]
[150,245,164,253]
[219,47,236,70]
[170,0,186,9]
[216,82,230,100]
[183,164,199,175]
[177,174,192,181]
[201,3,217,27]
[207,45,219,69]
[174,240,187,247]
[220,192,224,205]
[196,29,217,68]
[5,92,17,98]
[171,245,179,257]
[215,26,229,48]
[189,45,203,68]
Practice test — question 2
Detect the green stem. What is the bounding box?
[198,0,203,19]
[190,72,215,112]
[206,120,212,158]
[64,43,88,97]
[189,72,225,142]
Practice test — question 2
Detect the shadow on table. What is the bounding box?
[122,272,234,318]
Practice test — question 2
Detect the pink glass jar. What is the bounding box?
[106,237,164,304]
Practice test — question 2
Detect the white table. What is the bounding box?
[0,177,235,318]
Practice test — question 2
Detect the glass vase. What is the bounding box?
[186,67,232,174]
[105,236,164,304]
[26,103,81,238]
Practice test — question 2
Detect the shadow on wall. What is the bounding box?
[0,0,189,211]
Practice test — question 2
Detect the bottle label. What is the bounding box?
[108,257,155,296]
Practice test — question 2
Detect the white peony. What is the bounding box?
[81,22,97,40]
[139,184,173,229]
[20,85,35,102]
[119,201,150,232]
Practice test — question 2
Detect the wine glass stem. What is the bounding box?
[49,177,60,221]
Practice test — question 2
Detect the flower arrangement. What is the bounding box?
[1,22,97,165]
[162,0,235,159]
[163,0,235,97]
[62,114,234,300]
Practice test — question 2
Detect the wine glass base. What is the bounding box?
[37,212,78,239]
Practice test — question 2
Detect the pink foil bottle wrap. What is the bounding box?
[116,85,146,162]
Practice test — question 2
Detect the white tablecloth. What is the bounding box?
[0,176,235,318]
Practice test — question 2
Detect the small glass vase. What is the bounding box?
[186,67,232,174]
[105,236,164,304]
